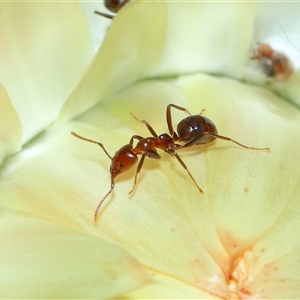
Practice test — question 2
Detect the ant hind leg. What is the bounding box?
[208,133,270,151]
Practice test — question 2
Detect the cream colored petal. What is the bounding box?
[79,76,300,297]
[79,1,112,50]
[124,270,222,299]
[0,2,94,143]
[176,74,300,297]
[155,2,257,78]
[3,73,300,296]
[0,119,228,296]
[0,212,149,298]
[0,84,22,165]
[56,0,167,124]
[57,2,258,125]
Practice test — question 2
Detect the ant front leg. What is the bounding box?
[166,104,192,137]
[127,135,148,195]
[128,154,146,195]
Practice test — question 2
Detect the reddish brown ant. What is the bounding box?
[251,43,294,80]
[71,104,269,222]
[94,0,130,19]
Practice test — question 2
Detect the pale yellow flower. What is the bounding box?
[0,1,300,299]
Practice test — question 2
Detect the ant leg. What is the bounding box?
[129,154,146,195]
[206,133,270,151]
[129,134,143,145]
[71,132,112,159]
[130,113,159,138]
[94,10,114,19]
[171,150,204,193]
[166,104,192,137]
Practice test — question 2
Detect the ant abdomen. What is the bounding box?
[177,115,218,146]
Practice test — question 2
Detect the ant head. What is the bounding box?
[105,0,130,13]
[110,144,138,179]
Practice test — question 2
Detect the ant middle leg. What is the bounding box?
[130,113,159,138]
[206,133,270,151]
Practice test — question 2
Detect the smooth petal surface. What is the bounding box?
[57,1,258,125]
[154,2,257,78]
[57,0,167,124]
[0,210,149,298]
[0,2,94,144]
[2,74,300,297]
[1,1,300,299]
[80,0,112,50]
[0,84,22,165]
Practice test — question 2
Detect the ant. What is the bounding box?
[94,0,130,19]
[71,104,269,222]
[251,43,294,80]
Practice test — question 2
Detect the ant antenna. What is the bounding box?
[71,132,112,160]
[94,182,115,222]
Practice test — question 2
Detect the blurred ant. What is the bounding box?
[71,104,269,222]
[251,43,294,80]
[95,0,130,19]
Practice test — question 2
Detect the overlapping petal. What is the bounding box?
[1,73,300,297]
[0,2,94,145]
[0,211,149,298]
[0,0,299,298]
[0,84,22,165]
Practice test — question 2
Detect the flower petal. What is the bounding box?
[0,212,149,298]
[155,2,257,78]
[2,73,300,297]
[56,0,167,124]
[0,84,22,165]
[0,2,94,143]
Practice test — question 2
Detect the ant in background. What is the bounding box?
[72,104,269,222]
[94,0,130,19]
[252,43,294,81]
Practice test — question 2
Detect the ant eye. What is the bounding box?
[120,162,125,168]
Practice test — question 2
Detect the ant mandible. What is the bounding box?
[72,104,269,222]
[94,0,130,19]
